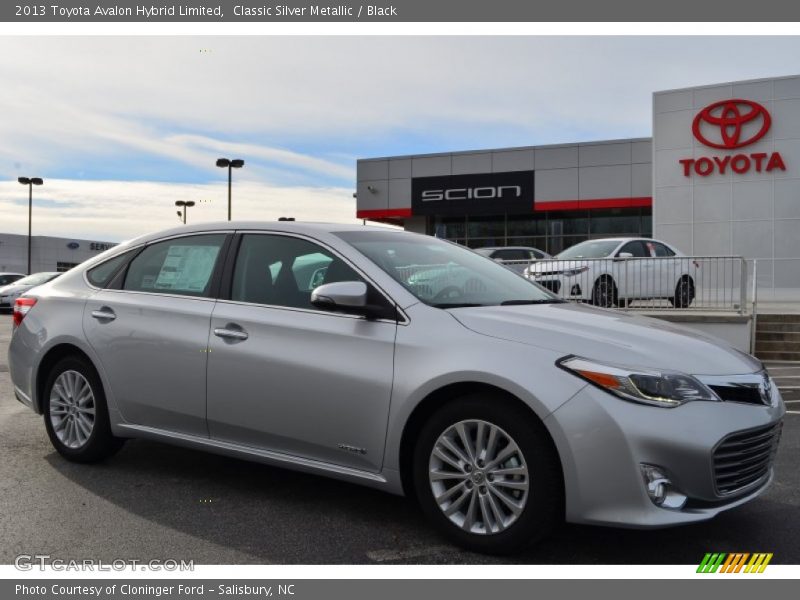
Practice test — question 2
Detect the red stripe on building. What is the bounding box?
[534,197,652,211]
[356,208,413,219]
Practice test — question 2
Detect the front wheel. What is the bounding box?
[412,395,562,554]
[43,356,124,463]
[591,276,618,308]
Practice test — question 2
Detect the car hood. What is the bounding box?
[448,302,760,376]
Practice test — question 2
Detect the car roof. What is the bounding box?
[0,272,25,276]
[123,221,407,247]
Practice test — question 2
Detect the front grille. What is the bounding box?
[709,385,764,405]
[713,422,782,496]
[537,280,561,294]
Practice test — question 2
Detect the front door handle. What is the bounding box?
[213,327,249,341]
[91,308,116,321]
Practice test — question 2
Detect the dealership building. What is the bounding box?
[0,233,116,275]
[356,74,800,301]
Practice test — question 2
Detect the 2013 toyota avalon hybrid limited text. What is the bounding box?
[8,222,784,554]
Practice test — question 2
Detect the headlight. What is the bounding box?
[563,266,589,277]
[558,355,719,408]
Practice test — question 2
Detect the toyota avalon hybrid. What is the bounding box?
[8,222,784,554]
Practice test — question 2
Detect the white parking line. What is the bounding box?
[786,411,800,415]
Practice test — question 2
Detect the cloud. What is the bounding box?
[1,36,800,240]
[0,179,358,241]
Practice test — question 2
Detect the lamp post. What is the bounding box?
[215,158,245,221]
[17,177,43,275]
[175,200,196,224]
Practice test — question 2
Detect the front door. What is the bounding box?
[206,233,397,472]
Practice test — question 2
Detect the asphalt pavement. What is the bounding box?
[1,318,798,565]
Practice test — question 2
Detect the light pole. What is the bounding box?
[215,158,244,221]
[175,200,196,224]
[17,177,43,274]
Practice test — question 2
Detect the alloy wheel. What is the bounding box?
[428,419,529,535]
[49,370,96,449]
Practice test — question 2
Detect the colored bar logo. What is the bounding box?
[697,552,773,573]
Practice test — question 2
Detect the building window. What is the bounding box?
[429,208,651,255]
[56,262,79,272]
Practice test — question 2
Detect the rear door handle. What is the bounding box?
[91,308,116,321]
[213,328,249,341]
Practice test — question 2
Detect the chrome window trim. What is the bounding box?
[228,229,409,325]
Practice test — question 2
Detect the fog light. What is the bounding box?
[640,464,687,510]
[570,284,582,296]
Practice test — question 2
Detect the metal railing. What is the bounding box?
[497,255,749,314]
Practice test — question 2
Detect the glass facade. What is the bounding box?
[430,207,652,255]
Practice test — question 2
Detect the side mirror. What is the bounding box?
[615,251,634,261]
[311,281,369,315]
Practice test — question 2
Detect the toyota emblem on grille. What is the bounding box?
[692,99,772,150]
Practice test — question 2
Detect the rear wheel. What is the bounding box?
[413,395,562,554]
[669,277,695,308]
[43,356,124,463]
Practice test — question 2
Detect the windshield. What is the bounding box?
[472,248,494,257]
[556,240,621,260]
[15,272,59,286]
[335,231,558,307]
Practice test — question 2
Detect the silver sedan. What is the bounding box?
[8,222,784,554]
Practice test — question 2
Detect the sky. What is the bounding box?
[1,36,800,241]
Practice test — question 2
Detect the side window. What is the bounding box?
[123,234,226,297]
[231,234,365,310]
[494,249,527,261]
[531,250,547,259]
[618,241,648,257]
[87,250,136,288]
[651,242,675,257]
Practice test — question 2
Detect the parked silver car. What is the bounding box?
[8,223,784,554]
[0,271,60,312]
[474,246,550,275]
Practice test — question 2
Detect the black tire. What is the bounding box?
[43,355,124,463]
[412,394,563,555]
[591,276,618,308]
[668,277,695,308]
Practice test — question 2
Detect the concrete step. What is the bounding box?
[778,388,800,401]
[756,340,800,360]
[756,350,800,362]
[756,330,800,341]
[756,314,800,324]
[756,322,800,333]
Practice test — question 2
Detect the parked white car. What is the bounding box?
[524,238,697,308]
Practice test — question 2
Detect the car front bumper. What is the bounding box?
[546,381,784,528]
[527,274,590,301]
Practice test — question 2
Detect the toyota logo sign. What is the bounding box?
[679,98,786,177]
[692,99,771,150]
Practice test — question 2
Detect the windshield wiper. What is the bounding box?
[500,299,567,305]
[431,302,486,308]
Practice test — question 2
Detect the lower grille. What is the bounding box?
[713,422,782,496]
[537,280,561,294]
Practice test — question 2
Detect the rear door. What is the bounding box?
[205,232,397,472]
[83,233,229,437]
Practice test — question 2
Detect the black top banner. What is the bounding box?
[5,0,800,21]
[412,171,534,217]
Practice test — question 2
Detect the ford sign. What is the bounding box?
[67,242,80,250]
